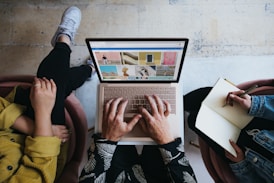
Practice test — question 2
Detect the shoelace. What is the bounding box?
[58,19,78,40]
[60,18,77,29]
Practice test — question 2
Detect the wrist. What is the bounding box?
[33,115,53,137]
[101,133,120,142]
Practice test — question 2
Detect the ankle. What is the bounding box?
[57,34,71,46]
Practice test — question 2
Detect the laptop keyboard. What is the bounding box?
[103,86,176,114]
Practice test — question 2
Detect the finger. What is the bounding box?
[42,77,51,90]
[50,79,57,94]
[109,97,123,118]
[225,150,235,160]
[145,95,157,114]
[33,77,39,84]
[61,132,70,139]
[229,94,246,105]
[33,77,42,88]
[104,99,114,121]
[55,125,67,130]
[229,139,242,153]
[153,95,164,114]
[232,90,245,96]
[126,114,142,131]
[139,106,153,122]
[116,99,128,117]
[31,77,39,95]
[40,78,46,89]
[163,100,171,117]
[225,92,232,105]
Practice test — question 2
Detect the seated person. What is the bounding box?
[184,87,274,183]
[224,90,274,183]
[79,95,197,183]
[0,6,93,182]
[1,78,60,182]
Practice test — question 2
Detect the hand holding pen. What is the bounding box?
[223,85,258,110]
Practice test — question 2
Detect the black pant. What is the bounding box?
[106,146,170,183]
[184,87,274,161]
[15,42,92,125]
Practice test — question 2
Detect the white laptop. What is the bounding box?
[86,38,188,145]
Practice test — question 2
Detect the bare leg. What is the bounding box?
[57,34,71,46]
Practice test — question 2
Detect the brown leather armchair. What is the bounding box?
[198,78,274,183]
[0,75,88,183]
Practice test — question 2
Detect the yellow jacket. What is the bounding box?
[0,88,61,183]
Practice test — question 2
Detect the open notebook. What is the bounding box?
[196,78,254,156]
[86,38,188,145]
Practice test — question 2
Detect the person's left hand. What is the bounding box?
[101,97,142,142]
[225,140,245,163]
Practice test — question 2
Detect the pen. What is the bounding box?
[224,78,236,86]
[223,84,258,107]
[238,84,258,97]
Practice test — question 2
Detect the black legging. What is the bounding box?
[184,87,274,161]
[15,42,92,125]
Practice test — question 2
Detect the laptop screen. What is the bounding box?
[86,38,188,83]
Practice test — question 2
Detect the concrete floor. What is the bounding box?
[2,1,274,182]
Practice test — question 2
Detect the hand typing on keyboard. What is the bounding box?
[101,95,174,145]
[101,97,142,142]
[139,95,174,145]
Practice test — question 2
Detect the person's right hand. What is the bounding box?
[139,95,174,145]
[30,77,57,116]
[30,77,57,137]
[225,90,252,111]
[101,97,142,142]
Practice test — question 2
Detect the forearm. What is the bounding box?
[79,134,117,182]
[158,138,197,183]
[12,115,34,135]
[33,111,53,137]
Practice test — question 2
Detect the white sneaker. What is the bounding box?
[51,6,81,47]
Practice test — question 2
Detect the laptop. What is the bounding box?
[86,38,188,145]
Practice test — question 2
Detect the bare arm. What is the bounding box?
[12,115,34,135]
[30,77,56,137]
[11,78,69,141]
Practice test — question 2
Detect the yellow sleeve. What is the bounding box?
[7,136,61,183]
[4,87,18,103]
[0,97,26,129]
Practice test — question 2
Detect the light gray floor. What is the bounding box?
[1,1,274,182]
[76,55,274,183]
